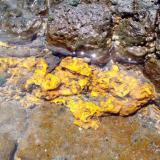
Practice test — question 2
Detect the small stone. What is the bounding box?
[127,46,148,57]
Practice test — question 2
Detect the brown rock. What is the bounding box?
[144,56,160,89]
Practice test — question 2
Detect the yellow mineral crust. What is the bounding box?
[0,56,156,129]
[25,59,61,91]
[60,57,92,76]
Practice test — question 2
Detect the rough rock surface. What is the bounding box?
[0,133,17,160]
[113,0,159,62]
[0,0,47,38]
[0,1,160,160]
[47,3,112,51]
[15,104,160,160]
[0,56,155,129]
[144,55,160,89]
[0,99,27,140]
[0,98,27,160]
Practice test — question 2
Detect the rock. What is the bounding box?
[0,99,27,140]
[0,0,47,39]
[138,104,160,134]
[21,0,47,15]
[47,3,112,54]
[114,18,154,47]
[110,0,159,64]
[144,56,160,89]
[156,38,160,57]
[112,0,158,23]
[0,74,7,86]
[112,12,156,63]
[111,0,134,15]
[2,15,42,38]
[15,103,160,160]
[126,46,148,57]
[15,104,74,160]
[0,133,17,160]
[67,0,80,6]
[0,43,44,57]
[45,54,61,72]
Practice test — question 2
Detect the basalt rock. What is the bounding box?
[112,11,157,63]
[112,0,158,22]
[144,55,160,89]
[47,3,112,57]
[0,0,47,39]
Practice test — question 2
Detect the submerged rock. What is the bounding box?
[0,133,17,160]
[15,104,160,160]
[0,99,27,140]
[144,55,160,89]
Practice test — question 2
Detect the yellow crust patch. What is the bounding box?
[0,56,156,129]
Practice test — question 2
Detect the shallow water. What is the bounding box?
[0,27,160,160]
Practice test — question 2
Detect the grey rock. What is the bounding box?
[0,0,47,39]
[156,38,160,51]
[115,18,154,46]
[47,3,112,51]
[45,54,61,72]
[144,56,160,89]
[67,0,80,6]
[111,0,134,14]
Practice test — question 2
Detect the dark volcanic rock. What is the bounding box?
[112,0,158,22]
[47,3,112,52]
[0,0,47,38]
[144,55,160,89]
[115,18,154,46]
[110,0,159,64]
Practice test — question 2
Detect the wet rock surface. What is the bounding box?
[0,98,27,140]
[15,104,160,160]
[0,54,159,159]
[0,0,159,65]
[0,0,160,160]
[0,98,27,160]
[0,133,17,160]
[144,55,160,89]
